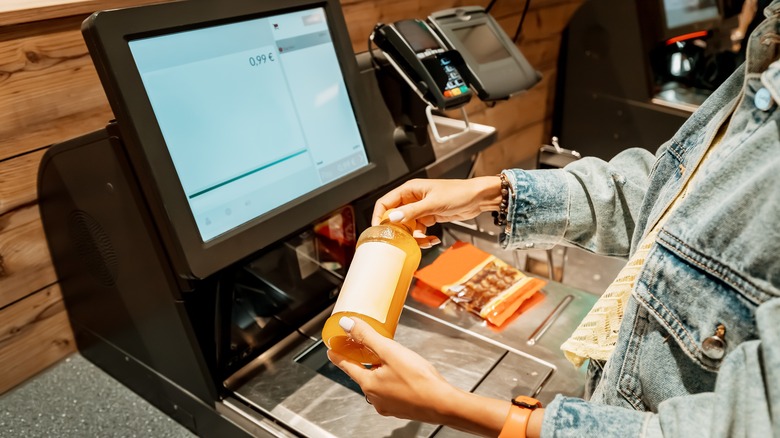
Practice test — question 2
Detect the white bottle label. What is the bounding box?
[333,241,406,324]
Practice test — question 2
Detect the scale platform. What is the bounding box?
[220,242,597,438]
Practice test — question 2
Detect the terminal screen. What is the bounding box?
[663,0,720,29]
[129,8,368,242]
[452,23,512,65]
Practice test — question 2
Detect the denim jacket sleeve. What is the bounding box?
[500,145,661,258]
[541,297,780,437]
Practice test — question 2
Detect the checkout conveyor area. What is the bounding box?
[19,0,631,436]
[219,244,600,438]
[0,226,612,438]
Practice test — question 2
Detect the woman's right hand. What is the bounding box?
[371,176,504,230]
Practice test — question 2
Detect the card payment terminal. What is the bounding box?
[371,19,473,111]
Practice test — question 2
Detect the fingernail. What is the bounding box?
[430,237,441,246]
[339,316,355,332]
[420,242,432,249]
[412,230,427,239]
[388,210,405,222]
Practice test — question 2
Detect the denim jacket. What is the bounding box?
[500,3,780,437]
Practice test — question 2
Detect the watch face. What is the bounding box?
[512,396,542,409]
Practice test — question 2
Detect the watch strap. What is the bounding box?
[498,396,542,438]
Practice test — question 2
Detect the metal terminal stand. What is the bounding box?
[426,105,471,143]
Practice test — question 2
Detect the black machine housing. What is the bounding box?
[554,0,743,160]
[38,0,438,436]
[37,0,541,435]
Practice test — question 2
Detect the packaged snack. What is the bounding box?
[312,206,356,273]
[414,241,546,326]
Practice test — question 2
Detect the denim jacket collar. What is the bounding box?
[765,0,780,18]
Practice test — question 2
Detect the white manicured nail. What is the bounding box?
[388,210,405,222]
[413,230,427,239]
[339,317,355,332]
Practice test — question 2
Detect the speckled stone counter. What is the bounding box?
[0,354,194,438]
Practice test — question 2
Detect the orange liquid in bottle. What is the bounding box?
[322,220,421,365]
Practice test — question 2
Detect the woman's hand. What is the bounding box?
[371,177,503,246]
[326,317,459,423]
[327,317,510,436]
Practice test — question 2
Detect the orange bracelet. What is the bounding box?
[498,396,542,438]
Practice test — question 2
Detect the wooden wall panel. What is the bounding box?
[0,0,583,394]
[0,149,44,216]
[0,205,57,310]
[0,284,75,395]
[0,0,166,26]
[477,120,548,176]
[341,0,493,52]
[473,68,557,139]
[0,16,112,161]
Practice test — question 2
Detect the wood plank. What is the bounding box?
[0,284,75,395]
[489,0,583,19]
[471,68,557,141]
[496,2,582,43]
[500,120,549,170]
[473,119,548,176]
[514,2,583,42]
[2,0,580,29]
[442,65,554,137]
[0,18,113,162]
[343,0,502,52]
[342,0,580,53]
[0,149,45,217]
[519,33,564,70]
[0,205,57,310]
[0,0,170,26]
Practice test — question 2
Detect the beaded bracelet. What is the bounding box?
[491,172,510,227]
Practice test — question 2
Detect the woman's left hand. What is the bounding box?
[326,317,459,424]
[327,317,514,436]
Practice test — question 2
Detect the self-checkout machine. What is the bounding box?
[38,1,596,437]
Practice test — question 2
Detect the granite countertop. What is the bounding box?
[0,354,194,438]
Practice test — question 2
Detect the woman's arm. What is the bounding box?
[502,147,658,258]
[371,147,659,258]
[329,297,780,437]
[328,316,546,437]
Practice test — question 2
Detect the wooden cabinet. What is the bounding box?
[0,0,582,394]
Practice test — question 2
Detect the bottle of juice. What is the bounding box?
[321,214,421,365]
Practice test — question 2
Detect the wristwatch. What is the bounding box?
[498,395,542,438]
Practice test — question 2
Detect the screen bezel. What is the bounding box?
[83,0,397,279]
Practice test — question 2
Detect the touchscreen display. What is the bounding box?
[452,23,512,65]
[129,8,368,242]
[663,0,719,29]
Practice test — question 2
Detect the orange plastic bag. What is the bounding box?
[414,241,546,326]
